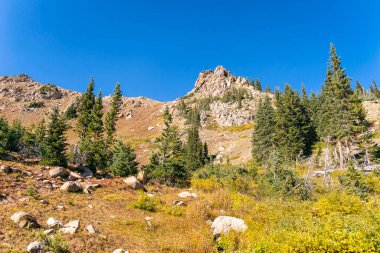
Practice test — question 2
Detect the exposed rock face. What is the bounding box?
[191,66,253,98]
[211,216,247,237]
[123,176,145,190]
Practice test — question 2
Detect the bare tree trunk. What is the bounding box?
[338,141,344,169]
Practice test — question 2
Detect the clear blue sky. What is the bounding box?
[1,1,379,101]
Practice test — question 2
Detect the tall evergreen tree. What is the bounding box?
[254,79,262,91]
[77,77,96,139]
[105,83,123,147]
[274,84,314,160]
[156,107,183,163]
[317,44,367,141]
[252,96,276,163]
[185,107,204,170]
[40,107,68,167]
[107,140,138,177]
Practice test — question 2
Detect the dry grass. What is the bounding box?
[0,161,214,253]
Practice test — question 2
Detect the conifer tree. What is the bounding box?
[318,44,367,141]
[0,117,10,155]
[264,86,272,93]
[87,91,106,171]
[107,140,138,177]
[274,84,314,160]
[252,97,276,163]
[156,107,183,163]
[105,83,123,147]
[254,79,262,91]
[77,77,96,139]
[185,107,204,170]
[355,81,365,98]
[40,107,68,167]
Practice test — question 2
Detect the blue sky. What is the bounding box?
[1,0,379,101]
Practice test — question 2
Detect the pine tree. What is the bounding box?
[254,79,262,91]
[185,108,204,170]
[107,140,138,177]
[40,107,68,167]
[274,84,314,160]
[105,83,123,147]
[355,81,365,98]
[0,117,10,155]
[77,77,96,139]
[252,96,276,163]
[155,107,183,163]
[318,44,367,142]
[264,86,272,93]
[86,90,106,171]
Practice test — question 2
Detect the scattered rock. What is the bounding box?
[211,216,247,237]
[113,249,129,253]
[60,220,80,234]
[46,217,63,228]
[11,211,40,229]
[43,229,54,235]
[147,126,154,131]
[178,191,197,198]
[85,224,98,234]
[173,200,186,206]
[68,171,82,181]
[60,182,83,192]
[137,171,147,183]
[26,241,44,253]
[49,167,68,178]
[57,205,64,210]
[123,176,144,190]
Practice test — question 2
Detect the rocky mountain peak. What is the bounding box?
[191,66,252,98]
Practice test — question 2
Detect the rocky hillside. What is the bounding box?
[1,67,379,165]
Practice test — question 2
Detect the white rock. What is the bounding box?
[46,217,63,228]
[60,220,80,234]
[113,249,129,253]
[68,171,82,181]
[123,176,144,190]
[147,126,154,131]
[85,224,98,234]
[178,191,197,198]
[11,211,39,228]
[136,171,147,183]
[211,216,247,236]
[26,241,44,253]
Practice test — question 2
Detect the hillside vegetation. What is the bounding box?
[0,44,380,253]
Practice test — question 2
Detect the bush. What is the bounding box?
[132,194,160,212]
[338,165,370,199]
[143,158,191,187]
[27,101,45,108]
[259,167,311,200]
[107,140,138,177]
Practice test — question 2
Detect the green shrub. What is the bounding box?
[132,195,160,212]
[27,101,45,108]
[107,140,138,177]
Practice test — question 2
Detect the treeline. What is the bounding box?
[0,79,139,177]
[252,44,370,168]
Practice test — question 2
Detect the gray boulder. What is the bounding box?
[26,241,44,253]
[49,167,68,178]
[123,176,144,190]
[211,216,247,237]
[60,220,80,234]
[11,211,40,229]
[60,182,83,192]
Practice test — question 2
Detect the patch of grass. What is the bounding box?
[102,193,125,202]
[222,123,254,132]
[132,194,161,212]
[26,185,39,199]
[204,122,220,131]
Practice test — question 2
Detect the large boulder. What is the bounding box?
[60,220,80,234]
[26,241,44,253]
[123,176,144,190]
[68,171,82,181]
[211,216,247,237]
[11,211,40,229]
[49,167,68,178]
[60,182,83,193]
[137,171,147,183]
